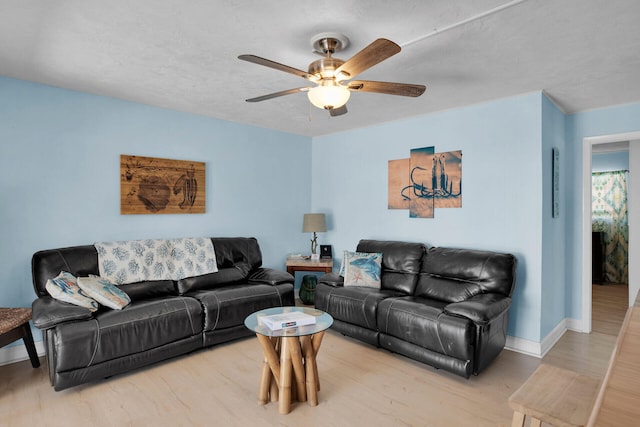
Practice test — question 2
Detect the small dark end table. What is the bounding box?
[0,307,40,368]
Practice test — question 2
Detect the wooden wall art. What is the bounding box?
[387,146,462,218]
[120,154,205,214]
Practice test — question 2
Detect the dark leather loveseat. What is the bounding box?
[315,239,516,378]
[31,237,294,391]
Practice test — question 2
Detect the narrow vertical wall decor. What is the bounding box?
[409,146,435,218]
[434,150,462,208]
[552,148,560,218]
[388,158,411,209]
[121,154,206,214]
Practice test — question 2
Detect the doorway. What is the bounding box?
[590,143,629,334]
[582,132,640,334]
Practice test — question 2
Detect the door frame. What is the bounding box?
[582,131,640,332]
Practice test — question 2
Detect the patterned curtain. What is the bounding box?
[592,171,628,284]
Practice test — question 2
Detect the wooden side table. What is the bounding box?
[0,308,40,368]
[244,307,333,414]
[285,257,333,276]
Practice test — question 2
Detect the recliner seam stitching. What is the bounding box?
[87,318,100,367]
[179,297,196,335]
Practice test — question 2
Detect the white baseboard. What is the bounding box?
[506,317,583,358]
[0,341,45,367]
[565,317,586,333]
[506,335,542,357]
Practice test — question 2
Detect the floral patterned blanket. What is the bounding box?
[95,237,218,285]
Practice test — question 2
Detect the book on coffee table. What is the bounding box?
[259,311,316,330]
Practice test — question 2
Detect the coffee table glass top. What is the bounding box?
[244,306,333,337]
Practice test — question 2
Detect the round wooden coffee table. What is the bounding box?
[244,306,333,414]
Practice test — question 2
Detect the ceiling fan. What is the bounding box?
[238,33,426,117]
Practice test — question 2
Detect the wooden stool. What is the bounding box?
[0,308,40,368]
[508,364,600,427]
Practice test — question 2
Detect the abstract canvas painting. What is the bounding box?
[120,155,206,214]
[387,146,462,218]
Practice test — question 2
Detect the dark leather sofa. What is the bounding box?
[315,240,517,378]
[31,237,294,391]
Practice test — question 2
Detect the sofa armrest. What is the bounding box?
[444,294,512,325]
[248,268,294,285]
[319,272,344,287]
[32,297,93,329]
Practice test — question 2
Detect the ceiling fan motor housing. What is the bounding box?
[308,57,346,80]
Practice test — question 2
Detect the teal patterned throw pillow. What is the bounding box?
[45,271,99,312]
[78,276,131,310]
[343,252,383,288]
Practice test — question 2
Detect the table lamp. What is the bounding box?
[302,213,326,260]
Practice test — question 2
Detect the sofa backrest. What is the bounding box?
[414,247,517,303]
[32,245,100,297]
[211,237,262,270]
[356,239,426,294]
[32,237,263,298]
[176,237,263,295]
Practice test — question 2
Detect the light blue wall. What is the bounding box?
[7,72,640,350]
[541,96,567,337]
[592,151,629,172]
[312,93,544,341]
[565,102,640,320]
[0,77,312,342]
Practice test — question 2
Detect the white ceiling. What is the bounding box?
[1,0,639,137]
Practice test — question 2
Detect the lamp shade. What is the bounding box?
[307,83,350,110]
[302,213,327,233]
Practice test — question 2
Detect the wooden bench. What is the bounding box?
[0,307,40,368]
[511,289,640,427]
[508,364,600,427]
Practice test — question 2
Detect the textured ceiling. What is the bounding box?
[1,0,639,137]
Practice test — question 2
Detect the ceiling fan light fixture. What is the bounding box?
[307,82,350,110]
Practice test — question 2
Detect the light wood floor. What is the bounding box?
[0,288,627,427]
[592,283,628,335]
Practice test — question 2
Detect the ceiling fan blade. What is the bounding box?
[246,87,310,103]
[329,105,348,117]
[238,54,316,81]
[335,39,401,79]
[347,80,426,97]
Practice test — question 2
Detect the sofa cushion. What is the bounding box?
[355,240,426,294]
[50,296,203,372]
[343,251,382,288]
[190,283,290,331]
[319,286,403,330]
[415,247,517,302]
[377,296,474,362]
